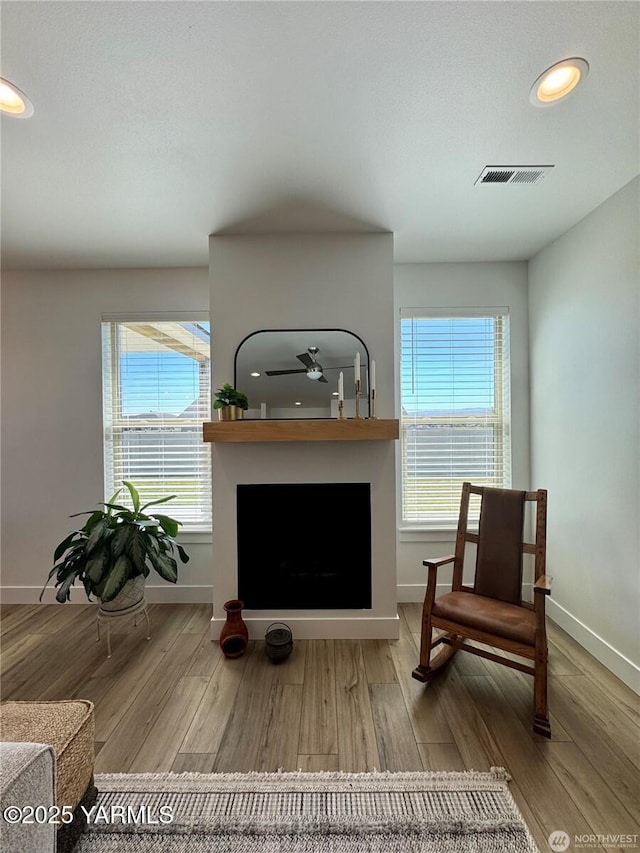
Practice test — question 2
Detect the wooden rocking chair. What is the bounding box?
[412,482,552,737]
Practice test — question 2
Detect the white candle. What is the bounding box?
[338,371,344,402]
[354,352,361,384]
[370,359,376,392]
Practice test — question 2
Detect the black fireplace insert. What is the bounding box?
[237,482,372,610]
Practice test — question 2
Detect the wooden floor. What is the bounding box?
[1,603,638,852]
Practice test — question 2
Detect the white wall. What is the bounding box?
[393,262,531,600]
[1,268,212,603]
[4,219,636,687]
[528,177,640,690]
[0,257,529,614]
[209,233,398,638]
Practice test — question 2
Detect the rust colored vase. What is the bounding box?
[219,599,249,658]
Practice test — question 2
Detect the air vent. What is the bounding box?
[475,165,554,186]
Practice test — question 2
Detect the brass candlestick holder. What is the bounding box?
[355,379,362,419]
[370,388,377,419]
[338,400,345,420]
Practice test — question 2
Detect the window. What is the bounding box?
[102,318,212,531]
[400,309,511,527]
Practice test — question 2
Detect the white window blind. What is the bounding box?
[102,319,212,531]
[400,309,511,526]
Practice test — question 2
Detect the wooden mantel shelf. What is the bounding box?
[203,418,399,443]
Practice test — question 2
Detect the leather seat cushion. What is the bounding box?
[432,591,536,646]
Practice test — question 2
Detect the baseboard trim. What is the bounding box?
[397,583,450,602]
[547,598,640,694]
[10,585,636,690]
[1,585,213,605]
[210,615,400,640]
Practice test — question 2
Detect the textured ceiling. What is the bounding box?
[1,1,638,270]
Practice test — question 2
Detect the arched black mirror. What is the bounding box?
[234,329,370,419]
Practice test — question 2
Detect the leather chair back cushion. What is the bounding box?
[474,487,526,605]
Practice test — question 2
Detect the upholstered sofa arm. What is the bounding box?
[0,742,56,853]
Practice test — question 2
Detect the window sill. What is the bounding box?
[398,527,457,543]
[177,530,213,545]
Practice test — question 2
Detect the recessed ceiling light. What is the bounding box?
[530,58,589,106]
[294,401,302,406]
[250,371,260,377]
[0,78,34,118]
[332,392,339,396]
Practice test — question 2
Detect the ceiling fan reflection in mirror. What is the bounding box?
[265,347,350,383]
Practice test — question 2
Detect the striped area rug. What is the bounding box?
[76,769,539,852]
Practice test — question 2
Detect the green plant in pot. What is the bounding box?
[214,383,249,421]
[41,481,189,608]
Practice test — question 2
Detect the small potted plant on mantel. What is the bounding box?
[41,481,189,609]
[214,383,249,421]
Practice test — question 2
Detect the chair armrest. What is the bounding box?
[534,574,553,595]
[421,556,455,609]
[423,555,456,569]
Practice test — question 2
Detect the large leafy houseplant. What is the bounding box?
[42,481,189,604]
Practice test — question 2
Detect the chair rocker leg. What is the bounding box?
[533,714,551,738]
[533,653,551,738]
[412,632,460,683]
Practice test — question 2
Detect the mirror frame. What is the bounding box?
[234,328,371,419]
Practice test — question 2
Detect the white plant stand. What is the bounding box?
[96,598,150,658]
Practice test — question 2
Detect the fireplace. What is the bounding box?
[208,233,397,638]
[237,483,371,610]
